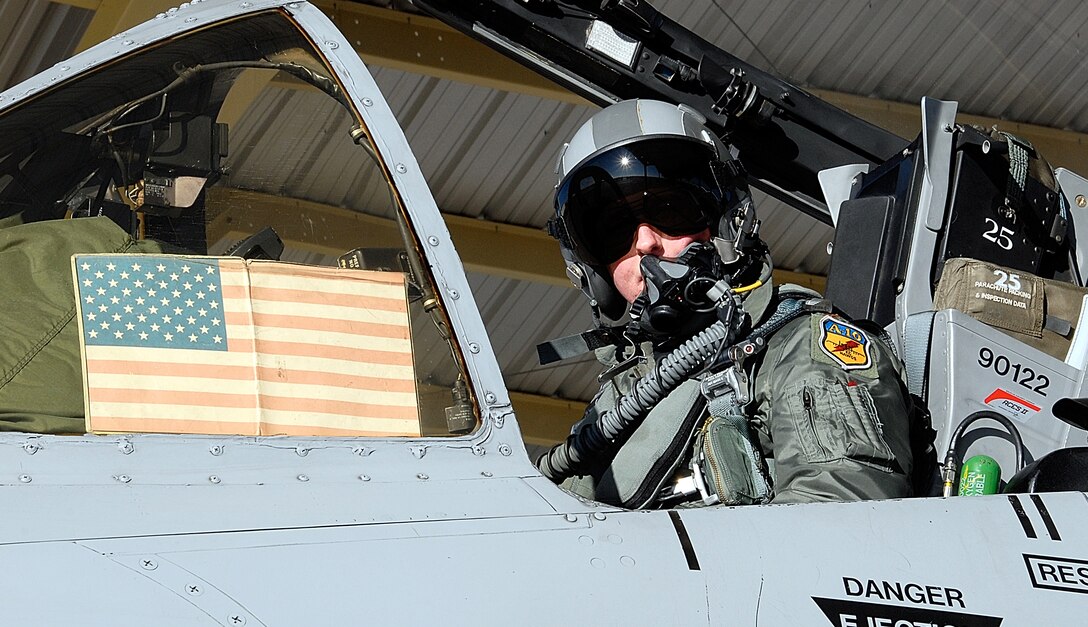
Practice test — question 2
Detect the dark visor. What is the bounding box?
[555,138,727,266]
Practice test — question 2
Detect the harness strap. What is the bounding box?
[999,131,1032,211]
[703,378,772,504]
[536,327,623,365]
[696,293,829,504]
[751,292,830,340]
[904,311,936,399]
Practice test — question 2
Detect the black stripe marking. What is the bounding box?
[669,510,700,571]
[1008,494,1037,539]
[1030,494,1062,541]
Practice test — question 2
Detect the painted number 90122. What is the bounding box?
[978,347,1049,396]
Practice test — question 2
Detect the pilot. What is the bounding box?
[538,99,915,507]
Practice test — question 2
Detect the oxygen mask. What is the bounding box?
[629,241,728,339]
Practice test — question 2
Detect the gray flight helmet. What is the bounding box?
[550,99,751,324]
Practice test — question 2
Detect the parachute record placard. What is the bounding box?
[72,254,420,437]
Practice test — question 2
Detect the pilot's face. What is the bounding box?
[607,223,712,303]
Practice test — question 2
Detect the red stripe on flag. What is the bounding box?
[87,358,414,392]
[220,283,406,305]
[259,395,419,420]
[90,387,256,409]
[249,311,409,338]
[249,285,408,311]
[244,340,414,365]
[254,367,415,392]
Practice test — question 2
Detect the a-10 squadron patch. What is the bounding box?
[813,314,873,372]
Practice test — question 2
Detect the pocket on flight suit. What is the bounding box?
[785,379,896,472]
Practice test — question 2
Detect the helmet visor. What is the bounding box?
[556,138,727,266]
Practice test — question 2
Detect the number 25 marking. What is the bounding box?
[983,218,1014,250]
[993,269,1021,291]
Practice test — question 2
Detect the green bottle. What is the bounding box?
[958,454,1002,496]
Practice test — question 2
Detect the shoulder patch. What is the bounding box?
[812,314,873,371]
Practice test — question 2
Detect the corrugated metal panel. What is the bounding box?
[0,1,91,92]
[652,0,1088,133]
[372,66,592,227]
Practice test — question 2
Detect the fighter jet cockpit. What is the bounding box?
[0,8,475,439]
[3,3,1088,624]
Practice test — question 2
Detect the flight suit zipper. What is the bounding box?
[701,418,726,498]
[802,387,829,458]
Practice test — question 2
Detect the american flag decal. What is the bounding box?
[73,254,420,437]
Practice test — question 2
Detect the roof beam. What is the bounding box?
[205,187,570,287]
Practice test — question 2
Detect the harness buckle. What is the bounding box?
[700,365,750,406]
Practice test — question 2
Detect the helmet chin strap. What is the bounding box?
[557,239,627,324]
[585,265,628,322]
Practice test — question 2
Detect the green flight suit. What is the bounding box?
[743,281,913,503]
[563,279,914,506]
[0,217,172,433]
